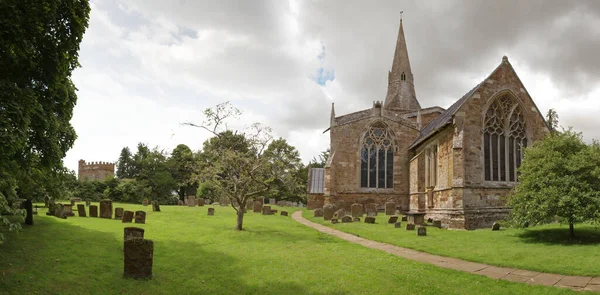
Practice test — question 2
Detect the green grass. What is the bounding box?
[304,210,600,276]
[0,203,580,294]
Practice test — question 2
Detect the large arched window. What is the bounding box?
[483,94,527,182]
[360,123,394,188]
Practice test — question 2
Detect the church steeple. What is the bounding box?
[384,17,421,112]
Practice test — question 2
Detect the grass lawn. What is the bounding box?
[0,203,580,295]
[304,210,600,277]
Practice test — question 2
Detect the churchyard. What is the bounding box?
[0,201,589,295]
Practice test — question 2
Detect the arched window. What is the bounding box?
[360,123,394,188]
[483,94,527,182]
[401,72,406,81]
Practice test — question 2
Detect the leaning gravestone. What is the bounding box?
[364,216,376,224]
[323,204,335,221]
[388,216,398,224]
[406,223,415,230]
[262,206,272,215]
[365,203,377,216]
[63,204,75,217]
[89,205,98,217]
[99,200,113,219]
[253,201,262,213]
[280,211,288,216]
[313,208,323,217]
[492,222,500,231]
[77,204,86,217]
[417,226,427,236]
[351,203,363,217]
[187,195,196,207]
[24,200,33,225]
[123,238,153,280]
[334,209,345,219]
[341,216,352,223]
[385,202,395,215]
[208,208,214,216]
[122,211,134,223]
[135,211,146,224]
[115,207,124,220]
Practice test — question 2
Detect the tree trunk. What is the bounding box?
[569,221,575,240]
[236,208,244,231]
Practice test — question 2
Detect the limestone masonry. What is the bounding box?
[78,159,115,181]
[309,17,549,229]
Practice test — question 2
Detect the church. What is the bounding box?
[307,18,550,229]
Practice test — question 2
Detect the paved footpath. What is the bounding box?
[291,211,600,292]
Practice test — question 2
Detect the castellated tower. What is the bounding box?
[78,159,115,181]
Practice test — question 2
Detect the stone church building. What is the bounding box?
[308,19,550,229]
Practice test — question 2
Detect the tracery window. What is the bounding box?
[425,144,437,188]
[483,94,527,182]
[360,123,394,188]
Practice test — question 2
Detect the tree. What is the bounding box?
[132,144,176,204]
[546,109,560,135]
[0,0,91,240]
[169,144,198,201]
[509,129,600,239]
[186,102,274,230]
[263,138,305,202]
[116,147,135,179]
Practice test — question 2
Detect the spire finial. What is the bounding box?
[400,11,403,22]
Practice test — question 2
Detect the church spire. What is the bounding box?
[384,17,421,112]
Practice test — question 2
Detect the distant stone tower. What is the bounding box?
[78,159,115,181]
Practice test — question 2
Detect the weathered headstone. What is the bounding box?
[151,201,160,212]
[351,203,363,217]
[54,203,66,219]
[331,219,339,224]
[63,204,75,217]
[433,220,442,228]
[406,223,415,230]
[142,199,149,206]
[89,205,98,217]
[70,199,75,206]
[187,195,196,207]
[99,200,113,219]
[135,211,146,224]
[47,199,56,216]
[365,203,377,216]
[256,197,264,206]
[388,216,398,224]
[198,199,205,207]
[123,238,153,280]
[271,209,278,214]
[208,208,214,216]
[313,208,323,217]
[124,227,145,244]
[353,217,361,222]
[177,200,183,206]
[280,211,288,216]
[401,216,408,222]
[334,209,345,219]
[417,226,427,236]
[262,206,272,215]
[341,216,352,223]
[365,216,376,224]
[77,204,86,217]
[115,207,124,220]
[253,201,262,213]
[323,204,335,221]
[385,202,395,215]
[492,222,500,231]
[24,200,33,225]
[394,222,401,228]
[269,198,276,205]
[122,211,134,223]
[85,199,91,206]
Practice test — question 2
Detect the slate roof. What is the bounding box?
[408,83,481,149]
[308,168,325,194]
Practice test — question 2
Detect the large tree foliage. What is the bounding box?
[0,0,90,241]
[116,147,135,179]
[263,138,305,203]
[169,144,198,201]
[509,129,600,239]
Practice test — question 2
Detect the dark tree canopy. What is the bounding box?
[116,147,135,179]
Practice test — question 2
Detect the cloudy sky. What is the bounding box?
[65,0,600,173]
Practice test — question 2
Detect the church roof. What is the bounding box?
[308,168,325,194]
[408,83,481,149]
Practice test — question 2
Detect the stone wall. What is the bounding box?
[78,159,115,181]
[307,194,324,210]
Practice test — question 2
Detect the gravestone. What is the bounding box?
[427,218,434,223]
[54,204,66,219]
[334,209,345,219]
[492,222,500,231]
[433,220,442,228]
[151,201,160,212]
[341,216,352,223]
[44,195,50,207]
[417,226,427,236]
[271,209,278,214]
[63,204,74,217]
[406,223,415,230]
[313,208,323,217]
[280,211,288,216]
[198,199,205,207]
[70,199,75,206]
[323,204,335,221]
[385,202,395,215]
[351,203,363,217]
[364,216,376,224]
[99,200,113,219]
[331,219,339,224]
[122,211,134,223]
[208,208,214,216]
[253,201,262,213]
[135,211,146,224]
[77,204,86,217]
[187,195,196,207]
[85,199,91,206]
[353,217,361,222]
[394,222,401,228]
[115,207,124,220]
[256,197,264,206]
[124,227,145,245]
[365,203,377,216]
[178,200,183,206]
[24,200,33,225]
[269,198,276,205]
[123,238,153,280]
[388,216,398,224]
[47,199,56,216]
[89,205,98,217]
[262,206,272,215]
[142,199,148,206]
[401,216,408,222]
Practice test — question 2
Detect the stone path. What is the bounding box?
[291,211,600,292]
